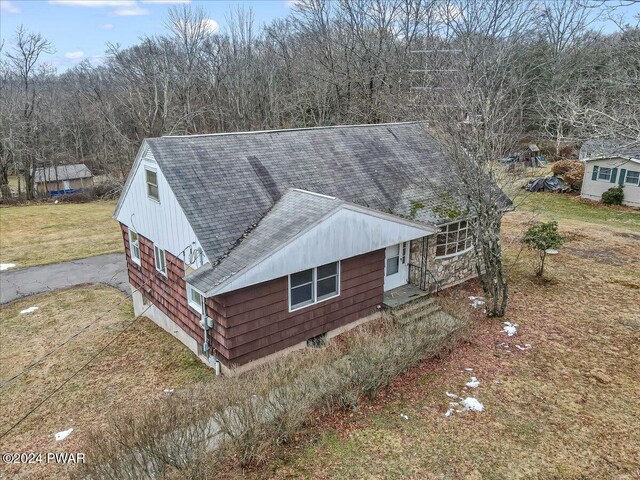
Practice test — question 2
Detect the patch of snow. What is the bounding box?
[55,428,73,441]
[163,388,175,393]
[20,306,39,314]
[469,296,485,308]
[503,322,518,337]
[445,408,455,417]
[460,397,484,412]
[400,413,409,421]
[465,368,473,371]
[466,376,480,388]
[0,263,17,271]
[515,344,533,351]
[446,392,460,399]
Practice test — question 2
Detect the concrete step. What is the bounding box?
[393,297,437,317]
[394,305,442,325]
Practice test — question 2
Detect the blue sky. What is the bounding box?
[0,0,293,70]
[1,0,639,71]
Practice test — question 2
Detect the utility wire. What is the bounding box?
[0,241,196,389]
[0,303,152,441]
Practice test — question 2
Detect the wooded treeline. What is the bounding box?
[0,0,638,199]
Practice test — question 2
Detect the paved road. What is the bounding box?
[0,253,129,304]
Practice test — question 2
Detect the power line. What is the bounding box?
[0,303,152,441]
[0,241,196,389]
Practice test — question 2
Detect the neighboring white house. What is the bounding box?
[579,140,640,207]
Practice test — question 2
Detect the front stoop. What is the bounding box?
[383,285,441,325]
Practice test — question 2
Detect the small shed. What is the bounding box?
[34,164,94,197]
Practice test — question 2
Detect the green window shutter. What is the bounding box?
[610,167,618,183]
[591,165,599,180]
[618,169,626,185]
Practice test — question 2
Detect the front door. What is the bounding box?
[384,242,409,291]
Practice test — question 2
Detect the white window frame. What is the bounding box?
[288,261,341,312]
[154,245,167,276]
[597,167,612,181]
[145,168,160,202]
[625,170,639,186]
[186,283,204,314]
[129,230,141,266]
[435,220,473,259]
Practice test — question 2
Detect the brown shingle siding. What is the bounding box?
[214,250,384,366]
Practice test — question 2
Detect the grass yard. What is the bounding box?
[0,201,122,268]
[0,286,213,479]
[233,197,640,479]
[518,192,640,232]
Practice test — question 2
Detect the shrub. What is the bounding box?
[72,312,469,479]
[551,159,579,176]
[550,159,584,190]
[523,221,564,276]
[601,186,624,205]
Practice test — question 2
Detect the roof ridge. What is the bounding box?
[157,121,423,140]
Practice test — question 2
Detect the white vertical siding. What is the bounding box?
[116,149,208,267]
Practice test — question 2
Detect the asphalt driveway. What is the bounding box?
[0,253,128,304]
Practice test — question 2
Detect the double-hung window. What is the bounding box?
[598,167,612,181]
[154,245,167,276]
[289,262,340,311]
[129,230,141,265]
[436,220,473,257]
[146,169,159,201]
[625,170,639,186]
[186,284,204,314]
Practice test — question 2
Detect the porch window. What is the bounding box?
[289,262,340,311]
[129,230,141,265]
[598,167,612,181]
[154,245,167,276]
[625,170,639,186]
[187,284,204,314]
[436,221,472,257]
[146,168,159,201]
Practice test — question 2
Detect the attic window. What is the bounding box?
[146,169,159,201]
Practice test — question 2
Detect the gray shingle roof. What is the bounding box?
[34,164,92,183]
[146,122,458,267]
[580,139,640,161]
[185,189,341,292]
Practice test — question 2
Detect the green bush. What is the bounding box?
[523,221,564,276]
[601,186,624,205]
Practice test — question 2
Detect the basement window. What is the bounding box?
[154,245,167,276]
[289,261,340,311]
[129,230,141,265]
[146,168,159,202]
[436,220,473,257]
[187,284,204,314]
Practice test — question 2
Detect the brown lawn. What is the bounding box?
[0,201,122,268]
[230,204,640,479]
[0,286,213,479]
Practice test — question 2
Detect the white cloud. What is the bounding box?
[64,50,84,59]
[49,0,136,8]
[0,0,21,13]
[141,0,191,3]
[49,1,136,6]
[113,4,148,16]
[203,18,219,34]
[100,23,114,29]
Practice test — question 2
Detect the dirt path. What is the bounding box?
[0,253,128,304]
